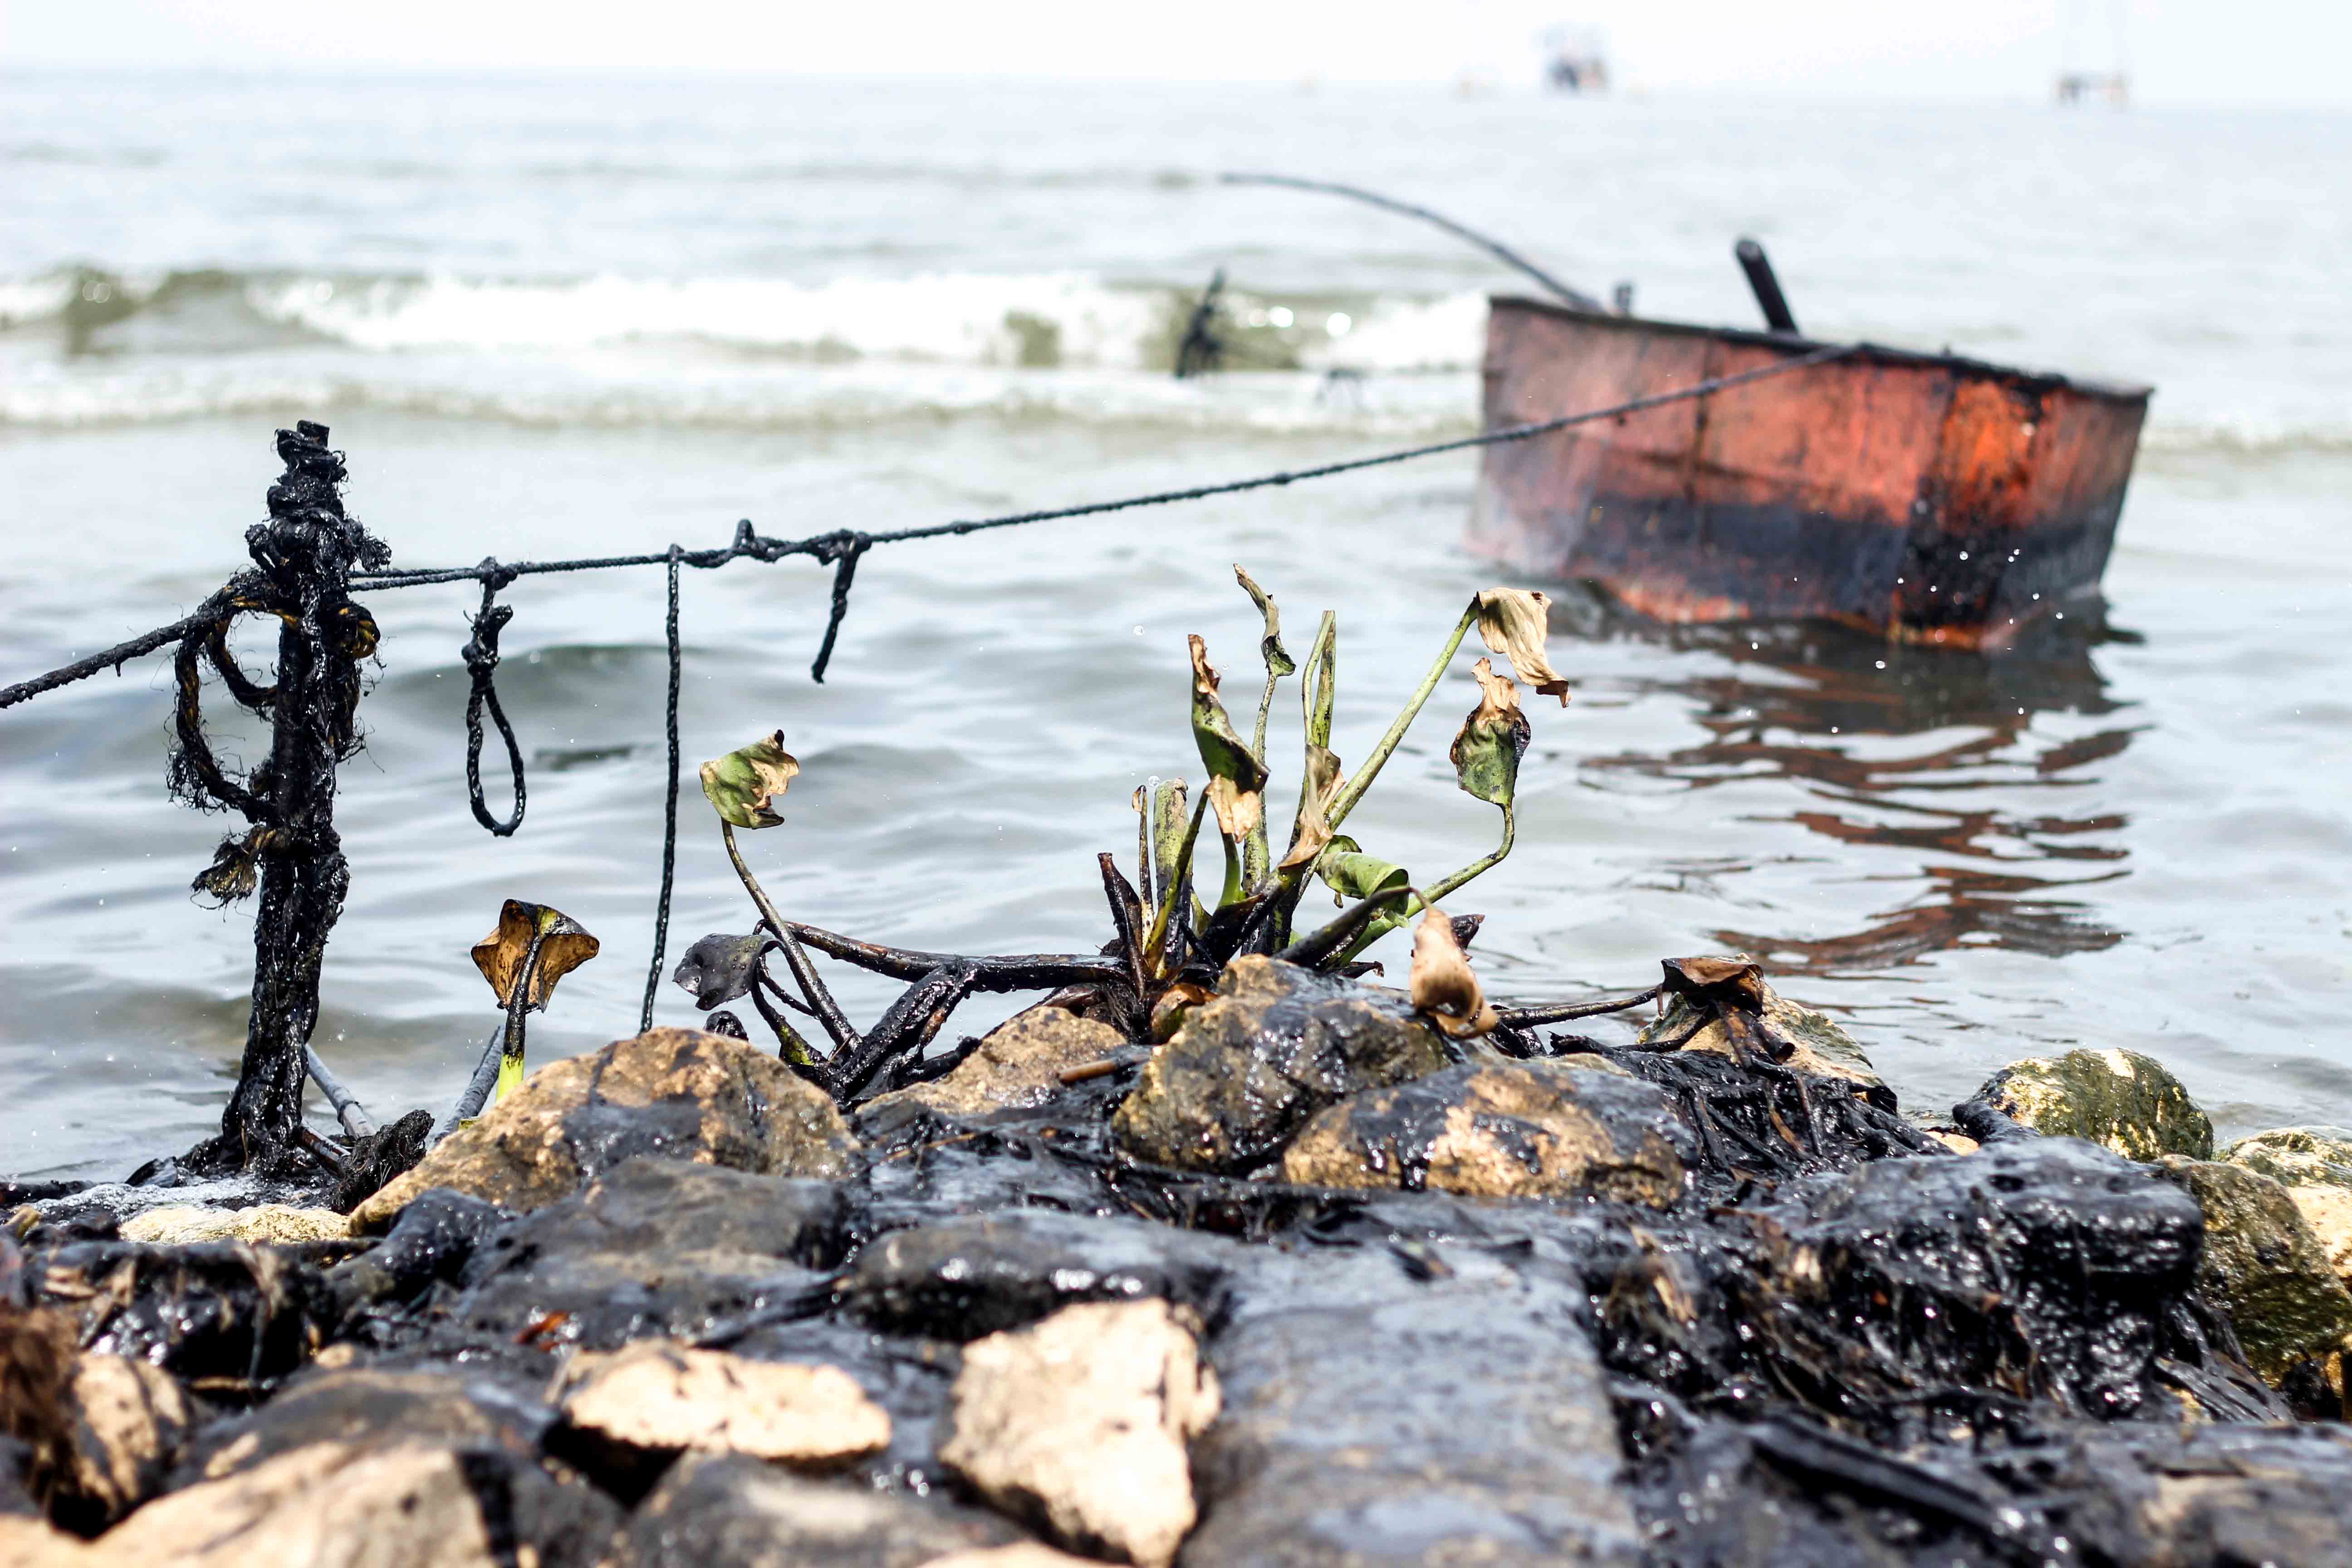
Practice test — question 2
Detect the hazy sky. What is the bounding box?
[7,0,2347,102]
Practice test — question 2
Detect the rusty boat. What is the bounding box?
[1465,293,2151,650]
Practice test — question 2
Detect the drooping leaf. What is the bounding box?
[1449,657,1532,808]
[699,730,801,829]
[1278,742,1345,871]
[472,900,600,1011]
[1188,635,1269,840]
[1474,588,1573,706]
[1315,836,1409,908]
[1409,904,1498,1038]
[671,931,775,1010]
[1234,565,1296,677]
[1150,779,1191,905]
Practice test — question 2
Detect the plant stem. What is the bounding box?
[1220,828,1243,908]
[1332,804,1514,967]
[1143,789,1212,978]
[722,820,858,1051]
[1324,597,1477,837]
[493,925,549,1105]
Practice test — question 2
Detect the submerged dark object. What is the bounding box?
[1469,294,2150,648]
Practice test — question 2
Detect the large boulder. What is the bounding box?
[1960,1047,2213,1161]
[864,1009,1129,1120]
[1278,1058,1689,1205]
[1111,957,1446,1174]
[2154,1154,2352,1385]
[940,1301,1219,1568]
[2224,1126,2352,1292]
[353,1028,858,1231]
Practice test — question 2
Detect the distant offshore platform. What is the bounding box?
[2054,0,2130,105]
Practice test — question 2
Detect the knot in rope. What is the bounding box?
[462,560,526,837]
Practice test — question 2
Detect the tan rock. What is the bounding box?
[88,1441,498,1567]
[923,1548,1102,1568]
[65,1355,190,1520]
[1280,1059,1686,1206]
[2224,1127,2352,1293]
[1640,976,1886,1099]
[866,1008,1128,1119]
[556,1341,889,1468]
[2154,1155,2352,1386]
[0,1516,89,1567]
[1967,1047,2212,1162]
[117,1205,348,1245]
[1926,1130,1982,1156]
[353,1027,857,1232]
[941,1300,1220,1568]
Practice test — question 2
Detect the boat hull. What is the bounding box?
[1467,297,2150,648]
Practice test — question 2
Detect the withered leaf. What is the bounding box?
[472,899,600,1010]
[1409,904,1498,1038]
[671,931,776,1010]
[1234,565,1296,677]
[1475,588,1572,706]
[1279,742,1345,871]
[1189,635,1268,840]
[699,730,800,830]
[1449,657,1532,808]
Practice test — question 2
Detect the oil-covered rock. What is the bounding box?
[1111,956,1446,1173]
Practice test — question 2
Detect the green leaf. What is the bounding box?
[1188,636,1269,840]
[1234,565,1296,677]
[699,730,801,829]
[1316,836,1409,907]
[1449,657,1532,808]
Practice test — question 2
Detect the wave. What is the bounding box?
[0,266,1491,375]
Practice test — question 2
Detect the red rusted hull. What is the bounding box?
[1467,297,2150,648]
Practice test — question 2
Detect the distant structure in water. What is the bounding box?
[1541,25,1610,94]
[2055,0,2130,105]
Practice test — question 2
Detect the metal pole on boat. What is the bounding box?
[1734,238,1800,335]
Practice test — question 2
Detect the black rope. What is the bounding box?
[808,532,870,683]
[639,546,684,1033]
[461,562,525,836]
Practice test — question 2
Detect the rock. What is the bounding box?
[1762,1138,2265,1421]
[329,1108,435,1214]
[2224,1125,2352,1290]
[441,1157,851,1351]
[1639,975,1889,1104]
[172,1367,544,1486]
[2032,1422,2352,1568]
[1111,956,1447,1173]
[1185,1247,1642,1567]
[323,1189,508,1318]
[2153,1155,2352,1385]
[553,1341,889,1490]
[844,1210,1240,1341]
[1277,1059,1689,1205]
[116,1205,348,1245]
[352,1028,858,1232]
[74,1438,615,1568]
[1960,1046,2213,1161]
[865,1008,1129,1119]
[61,1355,188,1523]
[939,1300,1218,1568]
[612,1450,1029,1568]
[923,1549,1100,1568]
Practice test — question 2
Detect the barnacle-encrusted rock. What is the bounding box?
[1111,956,1446,1173]
[1278,1059,1688,1205]
[864,1008,1128,1119]
[2224,1126,2352,1291]
[2154,1154,2352,1385]
[1963,1046,2213,1161]
[940,1300,1220,1568]
[352,1028,857,1231]
[554,1342,889,1475]
[1640,975,1887,1103]
[117,1205,348,1245]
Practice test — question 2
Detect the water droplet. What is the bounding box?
[1874,660,1886,670]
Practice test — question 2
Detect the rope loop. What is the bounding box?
[461,561,526,836]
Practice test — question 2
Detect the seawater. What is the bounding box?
[3,72,2348,1176]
